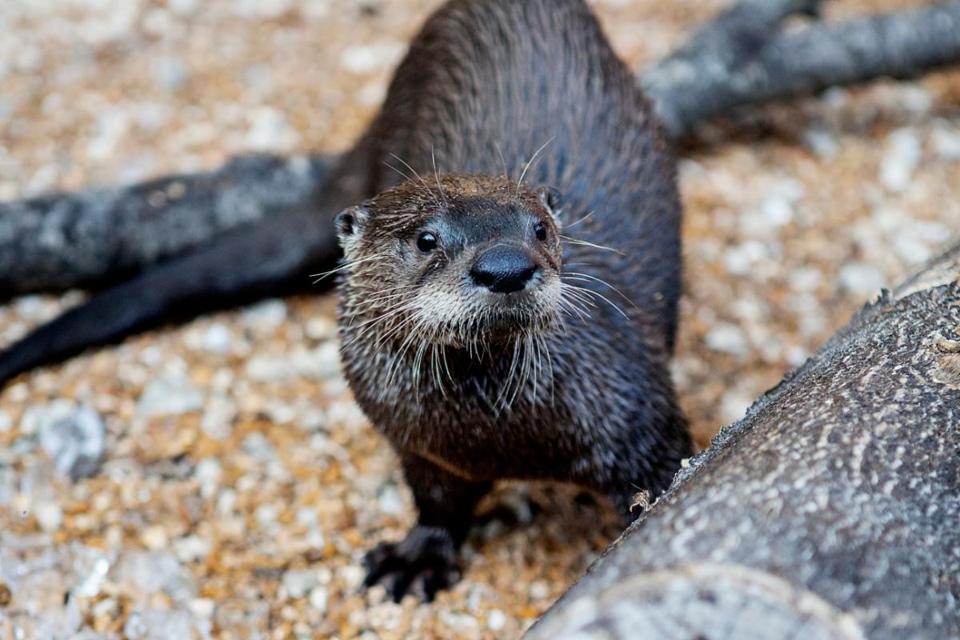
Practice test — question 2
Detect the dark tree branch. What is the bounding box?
[2,0,960,295]
[0,154,332,298]
[528,242,960,639]
[643,0,960,139]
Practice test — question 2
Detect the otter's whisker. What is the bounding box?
[516,136,556,196]
[559,284,599,311]
[388,152,443,208]
[557,297,591,322]
[564,209,595,229]
[311,255,384,283]
[540,335,557,406]
[382,160,419,188]
[561,282,630,321]
[496,334,522,413]
[431,145,448,206]
[559,235,625,256]
[494,142,509,182]
[563,271,639,309]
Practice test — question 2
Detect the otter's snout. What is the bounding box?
[470,245,539,293]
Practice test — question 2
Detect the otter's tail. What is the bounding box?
[0,208,340,387]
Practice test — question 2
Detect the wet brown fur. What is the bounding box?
[330,0,693,601]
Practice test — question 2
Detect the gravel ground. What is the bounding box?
[1,0,959,638]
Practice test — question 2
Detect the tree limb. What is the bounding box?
[643,0,960,139]
[0,154,332,298]
[527,242,960,639]
[3,0,960,295]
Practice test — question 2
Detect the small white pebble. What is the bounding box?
[263,402,297,425]
[197,323,233,354]
[6,383,28,403]
[141,526,168,550]
[308,587,328,614]
[339,565,364,589]
[195,458,222,490]
[880,127,921,192]
[233,0,294,18]
[932,123,960,160]
[245,356,296,383]
[168,0,199,16]
[720,391,754,425]
[241,299,288,331]
[357,82,387,107]
[188,598,215,619]
[786,346,809,368]
[704,323,749,357]
[303,0,330,18]
[36,402,106,480]
[174,535,212,563]
[245,107,300,152]
[306,529,326,551]
[137,375,203,418]
[723,241,768,276]
[487,609,507,631]
[255,504,279,529]
[377,485,406,517]
[789,267,822,292]
[201,396,236,440]
[839,262,886,295]
[529,580,550,600]
[283,570,320,599]
[293,343,341,380]
[327,401,368,432]
[440,611,480,633]
[305,317,336,341]
[295,507,319,528]
[802,125,839,159]
[34,500,63,532]
[897,85,932,115]
[339,42,407,74]
[13,295,48,321]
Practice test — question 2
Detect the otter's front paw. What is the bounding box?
[362,525,462,602]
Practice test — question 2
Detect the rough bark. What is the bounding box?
[0,153,332,298]
[3,1,960,296]
[527,243,960,639]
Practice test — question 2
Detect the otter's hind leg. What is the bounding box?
[363,452,490,602]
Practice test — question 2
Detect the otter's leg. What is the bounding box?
[363,452,491,602]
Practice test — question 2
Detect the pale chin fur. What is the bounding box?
[410,279,563,348]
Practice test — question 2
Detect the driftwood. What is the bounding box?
[0,154,332,298]
[527,243,960,640]
[645,0,960,139]
[2,0,960,297]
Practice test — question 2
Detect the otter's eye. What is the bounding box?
[534,221,548,242]
[416,231,439,253]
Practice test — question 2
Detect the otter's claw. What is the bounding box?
[362,526,462,602]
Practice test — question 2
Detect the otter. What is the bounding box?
[332,0,691,601]
[0,0,691,602]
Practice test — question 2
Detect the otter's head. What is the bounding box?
[335,175,564,348]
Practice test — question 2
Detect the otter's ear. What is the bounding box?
[335,206,369,251]
[536,186,563,223]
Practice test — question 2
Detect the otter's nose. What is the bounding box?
[470,246,539,293]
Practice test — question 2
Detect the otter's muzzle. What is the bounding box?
[470,245,539,293]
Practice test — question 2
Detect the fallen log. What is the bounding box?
[0,154,332,298]
[528,243,960,639]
